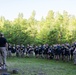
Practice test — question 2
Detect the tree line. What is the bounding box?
[0,10,76,45]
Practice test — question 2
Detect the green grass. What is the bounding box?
[7,57,76,75]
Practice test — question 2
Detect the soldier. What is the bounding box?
[70,45,75,60]
[61,44,65,61]
[64,44,70,61]
[0,33,8,69]
[39,45,44,58]
[34,45,39,58]
[20,44,25,57]
[47,46,54,59]
[7,43,12,57]
[11,44,16,56]
[73,43,76,65]
[26,44,30,57]
[43,44,49,59]
[16,45,20,57]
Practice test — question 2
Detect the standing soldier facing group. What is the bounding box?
[0,33,8,69]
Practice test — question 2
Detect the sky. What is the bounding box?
[0,0,76,21]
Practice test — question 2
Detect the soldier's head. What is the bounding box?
[74,43,76,47]
[0,33,4,37]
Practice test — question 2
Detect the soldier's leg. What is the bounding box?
[0,53,3,66]
[2,47,7,65]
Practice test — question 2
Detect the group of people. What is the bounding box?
[7,43,76,61]
[0,33,76,69]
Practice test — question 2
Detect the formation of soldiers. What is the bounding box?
[7,42,76,62]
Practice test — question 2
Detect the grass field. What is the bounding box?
[7,57,76,75]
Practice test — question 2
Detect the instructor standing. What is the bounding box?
[0,33,8,69]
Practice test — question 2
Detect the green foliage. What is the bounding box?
[0,10,76,45]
